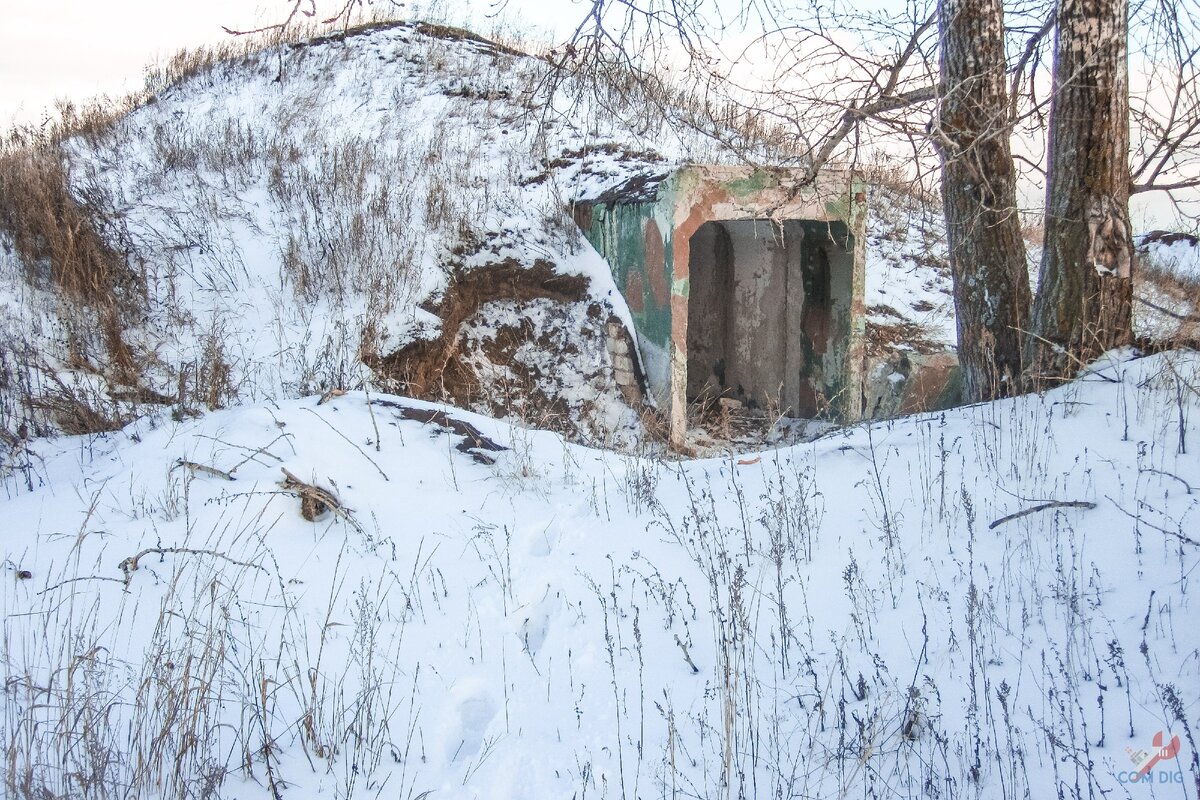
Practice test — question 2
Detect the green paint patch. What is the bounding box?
[823,197,853,223]
[724,170,778,197]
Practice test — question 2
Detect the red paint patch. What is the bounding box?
[645,220,668,308]
[626,271,645,312]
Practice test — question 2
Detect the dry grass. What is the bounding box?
[0,132,138,367]
[0,121,148,436]
[0,6,786,448]
[1136,257,1200,341]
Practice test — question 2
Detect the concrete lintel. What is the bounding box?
[672,165,861,226]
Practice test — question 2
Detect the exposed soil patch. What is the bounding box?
[1140,230,1199,249]
[522,143,668,199]
[372,259,590,406]
[865,305,946,356]
[369,398,508,464]
[297,20,525,59]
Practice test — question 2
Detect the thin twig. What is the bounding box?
[301,407,389,481]
[365,387,382,452]
[1140,467,1195,494]
[38,575,127,595]
[1136,295,1200,323]
[988,500,1097,530]
[118,546,266,585]
[195,434,289,475]
[1106,495,1200,547]
[674,634,700,674]
[1015,327,1120,383]
[174,459,236,481]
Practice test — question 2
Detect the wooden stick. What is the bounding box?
[988,500,1097,530]
[175,459,235,481]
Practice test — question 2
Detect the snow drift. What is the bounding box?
[2,348,1198,798]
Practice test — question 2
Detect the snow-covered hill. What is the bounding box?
[0,21,726,446]
[2,348,1198,798]
[2,22,1199,798]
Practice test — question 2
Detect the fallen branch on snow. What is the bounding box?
[279,467,365,533]
[117,547,266,585]
[174,459,236,481]
[988,500,1097,530]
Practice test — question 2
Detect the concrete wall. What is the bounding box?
[685,219,857,418]
[575,201,674,407]
[577,165,869,444]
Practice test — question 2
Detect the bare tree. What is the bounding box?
[1129,0,1200,205]
[934,0,1033,400]
[1025,0,1134,382]
[558,0,940,179]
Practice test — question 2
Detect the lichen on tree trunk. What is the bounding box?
[1025,0,1134,384]
[936,0,1032,401]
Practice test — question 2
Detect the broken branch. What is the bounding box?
[174,459,236,481]
[988,500,1097,529]
[279,468,366,534]
[118,547,266,585]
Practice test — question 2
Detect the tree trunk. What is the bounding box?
[1025,0,1133,384]
[936,0,1032,401]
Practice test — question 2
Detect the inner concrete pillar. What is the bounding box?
[685,221,733,400]
[686,218,848,419]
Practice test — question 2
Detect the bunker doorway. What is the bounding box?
[686,219,852,418]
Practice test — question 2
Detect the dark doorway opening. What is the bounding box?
[686,219,851,417]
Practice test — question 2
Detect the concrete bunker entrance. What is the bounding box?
[686,219,853,418]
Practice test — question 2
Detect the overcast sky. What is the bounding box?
[0,0,580,127]
[0,1,1189,226]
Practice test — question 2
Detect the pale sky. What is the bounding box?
[0,0,580,127]
[1,1,264,125]
[0,0,1189,226]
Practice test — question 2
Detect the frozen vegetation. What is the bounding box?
[0,17,1198,800]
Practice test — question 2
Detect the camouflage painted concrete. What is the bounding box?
[577,165,869,447]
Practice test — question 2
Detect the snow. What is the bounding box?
[864,188,958,348]
[1141,233,1200,282]
[4,24,1200,796]
[3,349,1198,798]
[1,22,694,439]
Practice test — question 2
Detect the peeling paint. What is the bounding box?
[576,165,869,446]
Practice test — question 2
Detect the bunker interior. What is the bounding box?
[573,165,868,445]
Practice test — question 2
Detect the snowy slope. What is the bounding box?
[3,348,1198,798]
[866,198,1200,353]
[1141,231,1200,282]
[1137,232,1200,339]
[864,188,957,351]
[0,21,719,444]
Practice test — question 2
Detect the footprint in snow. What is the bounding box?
[521,520,560,557]
[446,683,497,762]
[519,591,559,658]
